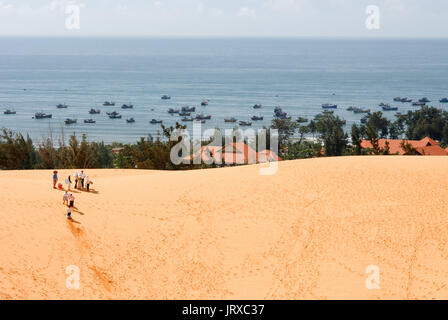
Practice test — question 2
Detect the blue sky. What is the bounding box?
[0,0,447,37]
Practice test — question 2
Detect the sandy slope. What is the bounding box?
[1,156,448,300]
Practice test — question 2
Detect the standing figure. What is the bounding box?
[53,171,58,189]
[80,170,85,189]
[63,191,69,206]
[66,175,72,191]
[74,171,79,189]
[85,175,91,192]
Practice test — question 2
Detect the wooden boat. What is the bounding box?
[34,112,52,119]
[168,108,180,114]
[296,117,308,123]
[89,108,101,114]
[126,118,136,123]
[84,119,96,124]
[65,118,77,125]
[150,119,162,124]
[251,116,264,121]
[4,109,16,115]
[181,106,196,112]
[121,104,134,109]
[103,101,115,106]
[239,121,252,126]
[57,104,68,109]
[196,114,211,120]
[224,118,237,123]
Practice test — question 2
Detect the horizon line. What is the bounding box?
[1,35,448,40]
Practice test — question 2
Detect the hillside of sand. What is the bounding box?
[1,156,448,299]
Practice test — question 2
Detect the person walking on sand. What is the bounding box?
[53,171,58,189]
[69,193,75,208]
[85,175,91,192]
[63,191,69,206]
[65,175,72,191]
[67,207,72,220]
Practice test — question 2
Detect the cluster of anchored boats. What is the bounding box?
[3,95,448,127]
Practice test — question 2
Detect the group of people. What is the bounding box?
[52,170,94,220]
[66,170,92,192]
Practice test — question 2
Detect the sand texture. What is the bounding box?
[1,156,448,300]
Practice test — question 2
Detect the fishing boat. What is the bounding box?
[103,101,115,106]
[346,106,355,111]
[419,97,431,103]
[201,100,209,106]
[251,116,264,121]
[323,110,334,115]
[400,98,412,103]
[379,103,390,107]
[107,111,122,119]
[89,108,101,114]
[3,109,16,115]
[57,104,68,109]
[296,117,309,123]
[382,105,398,111]
[150,119,162,124]
[239,121,252,126]
[353,108,371,114]
[395,112,403,117]
[322,104,337,109]
[161,95,171,100]
[168,108,180,114]
[126,118,135,123]
[34,112,52,119]
[179,111,191,117]
[440,98,448,103]
[64,118,77,125]
[121,104,134,109]
[181,117,194,122]
[181,106,196,112]
[194,119,206,124]
[393,97,402,102]
[253,104,262,109]
[196,114,211,120]
[274,107,289,119]
[224,117,237,123]
[412,101,425,106]
[84,119,96,124]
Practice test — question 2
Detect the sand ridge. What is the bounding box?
[0,156,448,299]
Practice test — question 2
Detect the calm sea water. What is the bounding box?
[0,37,447,144]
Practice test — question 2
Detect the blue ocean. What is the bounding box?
[0,37,447,144]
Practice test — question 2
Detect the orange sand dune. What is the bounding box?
[1,156,448,300]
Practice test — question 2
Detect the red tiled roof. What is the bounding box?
[361,137,447,156]
[184,142,282,164]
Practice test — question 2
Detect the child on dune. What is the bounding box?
[63,191,69,206]
[53,171,58,189]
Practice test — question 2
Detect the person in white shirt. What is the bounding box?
[85,175,91,192]
[74,171,79,189]
[79,170,85,189]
